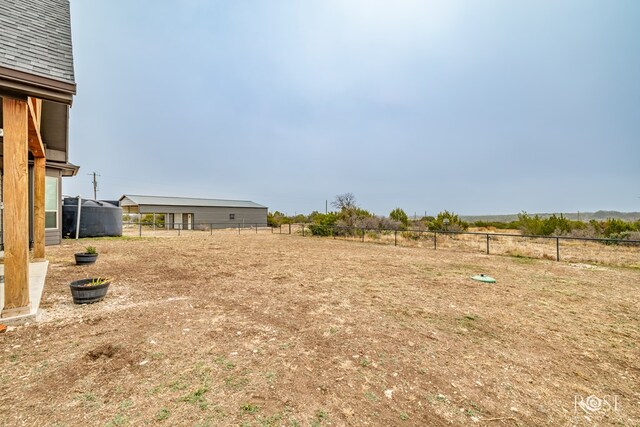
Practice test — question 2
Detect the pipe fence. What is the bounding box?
[120,221,639,265]
[122,221,271,237]
[291,224,640,264]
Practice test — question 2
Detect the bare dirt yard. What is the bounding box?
[1,233,638,426]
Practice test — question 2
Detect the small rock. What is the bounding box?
[139,360,149,365]
[510,407,518,412]
[384,389,394,399]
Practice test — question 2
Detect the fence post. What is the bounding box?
[332,227,334,239]
[556,237,560,261]
[302,224,305,237]
[289,223,291,234]
[178,223,181,236]
[139,220,142,237]
[486,234,490,254]
[394,230,397,246]
[238,223,241,235]
[362,228,365,242]
[210,224,213,236]
[434,232,437,250]
[280,224,282,234]
[255,224,258,234]
[271,226,274,234]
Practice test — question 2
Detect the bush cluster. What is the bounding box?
[268,194,639,240]
[514,212,639,239]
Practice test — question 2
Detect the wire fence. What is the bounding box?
[122,221,271,237]
[121,222,640,266]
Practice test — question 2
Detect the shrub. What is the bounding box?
[308,212,339,236]
[428,211,468,231]
[141,213,164,227]
[389,208,409,229]
[602,218,635,237]
[267,211,285,227]
[401,231,421,241]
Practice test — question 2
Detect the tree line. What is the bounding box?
[268,193,640,240]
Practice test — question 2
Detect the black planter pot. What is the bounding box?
[69,278,111,304]
[75,253,98,265]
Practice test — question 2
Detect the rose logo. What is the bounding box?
[583,395,603,412]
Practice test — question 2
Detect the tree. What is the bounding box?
[332,193,357,211]
[428,210,468,231]
[267,211,288,226]
[389,208,409,228]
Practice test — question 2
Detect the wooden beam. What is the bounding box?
[30,97,42,125]
[33,156,46,260]
[2,96,31,317]
[27,97,45,158]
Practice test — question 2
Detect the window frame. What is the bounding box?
[45,176,59,230]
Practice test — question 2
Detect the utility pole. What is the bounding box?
[325,200,328,214]
[88,171,100,200]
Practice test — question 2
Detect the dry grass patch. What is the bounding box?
[0,233,638,426]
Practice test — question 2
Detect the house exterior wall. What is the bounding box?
[138,205,268,228]
[0,165,63,247]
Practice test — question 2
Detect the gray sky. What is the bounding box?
[66,0,640,216]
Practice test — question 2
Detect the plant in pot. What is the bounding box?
[69,277,111,304]
[75,245,98,265]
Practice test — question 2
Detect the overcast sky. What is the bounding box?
[65,0,640,216]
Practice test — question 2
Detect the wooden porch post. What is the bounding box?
[2,96,31,317]
[33,156,46,259]
[32,97,45,260]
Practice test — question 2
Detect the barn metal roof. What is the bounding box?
[119,195,267,209]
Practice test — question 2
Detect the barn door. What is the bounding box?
[182,213,193,230]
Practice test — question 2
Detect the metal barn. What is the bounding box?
[119,195,268,230]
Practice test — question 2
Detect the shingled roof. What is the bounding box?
[0,0,75,85]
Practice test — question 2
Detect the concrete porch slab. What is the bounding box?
[0,260,49,324]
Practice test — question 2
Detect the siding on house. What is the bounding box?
[1,165,62,247]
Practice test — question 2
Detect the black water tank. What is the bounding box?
[62,198,123,238]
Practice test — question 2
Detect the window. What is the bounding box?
[229,213,235,220]
[45,176,58,229]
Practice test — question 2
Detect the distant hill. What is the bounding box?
[461,211,640,223]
